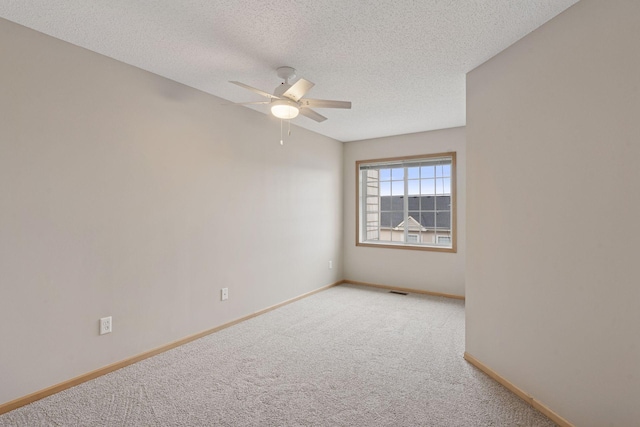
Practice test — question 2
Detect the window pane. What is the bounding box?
[407,167,420,179]
[392,168,404,180]
[422,232,434,244]
[442,178,451,194]
[366,230,380,241]
[441,164,451,177]
[380,196,391,210]
[436,235,452,245]
[421,212,435,228]
[388,196,401,210]
[407,196,420,210]
[408,211,421,230]
[421,196,435,210]
[391,211,404,228]
[435,178,448,194]
[366,212,379,223]
[391,181,404,195]
[366,197,379,211]
[435,211,451,229]
[421,179,435,195]
[421,165,435,178]
[380,212,392,229]
[408,179,420,195]
[365,169,379,181]
[435,196,451,210]
[380,181,390,196]
[379,169,391,181]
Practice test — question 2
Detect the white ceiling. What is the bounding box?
[0,0,579,142]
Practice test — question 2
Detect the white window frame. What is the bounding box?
[356,152,456,253]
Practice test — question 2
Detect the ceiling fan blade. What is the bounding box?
[299,107,327,122]
[227,101,271,105]
[282,78,315,101]
[300,99,352,109]
[229,81,280,99]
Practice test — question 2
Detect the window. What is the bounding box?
[407,234,419,243]
[356,152,456,252]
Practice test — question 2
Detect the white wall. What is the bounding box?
[0,18,343,405]
[343,128,466,296]
[466,1,640,425]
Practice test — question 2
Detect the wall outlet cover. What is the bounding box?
[99,316,112,335]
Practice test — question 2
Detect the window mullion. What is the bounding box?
[361,171,367,241]
[403,167,409,243]
[376,171,381,241]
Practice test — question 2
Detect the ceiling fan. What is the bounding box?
[229,66,351,122]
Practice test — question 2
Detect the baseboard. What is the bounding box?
[463,352,574,427]
[343,279,465,300]
[0,280,343,415]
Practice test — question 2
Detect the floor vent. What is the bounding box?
[389,290,408,295]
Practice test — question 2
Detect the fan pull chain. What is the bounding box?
[279,119,293,145]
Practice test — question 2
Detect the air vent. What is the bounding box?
[389,290,408,295]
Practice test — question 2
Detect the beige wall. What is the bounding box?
[343,128,466,296]
[466,1,640,425]
[0,18,343,405]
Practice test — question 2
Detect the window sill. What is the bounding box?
[356,241,457,253]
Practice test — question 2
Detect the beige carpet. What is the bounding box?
[0,284,555,426]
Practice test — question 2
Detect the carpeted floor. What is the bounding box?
[0,284,556,426]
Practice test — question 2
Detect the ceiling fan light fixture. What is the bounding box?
[271,99,299,119]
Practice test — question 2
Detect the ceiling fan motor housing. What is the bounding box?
[274,66,297,98]
[276,66,296,82]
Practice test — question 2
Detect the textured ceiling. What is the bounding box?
[0,0,579,142]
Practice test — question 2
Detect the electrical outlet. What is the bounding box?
[221,288,228,301]
[329,260,333,269]
[99,316,112,335]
